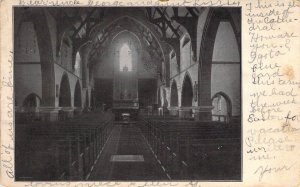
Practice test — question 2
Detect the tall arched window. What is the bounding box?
[212,92,232,123]
[119,43,132,71]
[74,52,81,77]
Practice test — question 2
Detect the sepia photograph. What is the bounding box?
[14,7,241,181]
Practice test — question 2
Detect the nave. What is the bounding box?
[89,123,168,180]
[16,112,241,181]
[14,7,241,181]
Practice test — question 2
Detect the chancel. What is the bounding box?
[14,7,241,181]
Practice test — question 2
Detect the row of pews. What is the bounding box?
[15,112,114,181]
[139,115,241,180]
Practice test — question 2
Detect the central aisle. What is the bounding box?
[89,123,169,180]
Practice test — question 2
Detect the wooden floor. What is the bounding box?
[88,123,169,180]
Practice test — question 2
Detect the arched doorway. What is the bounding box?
[181,73,193,107]
[59,74,71,107]
[212,92,232,123]
[170,81,178,107]
[74,81,82,107]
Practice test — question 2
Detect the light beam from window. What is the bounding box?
[119,43,132,71]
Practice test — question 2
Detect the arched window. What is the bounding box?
[212,92,232,123]
[74,52,81,77]
[119,43,132,71]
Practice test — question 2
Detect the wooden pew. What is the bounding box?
[139,117,241,180]
[15,113,114,180]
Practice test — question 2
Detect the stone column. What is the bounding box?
[168,106,179,116]
[74,107,83,116]
[178,107,193,119]
[16,107,41,121]
[62,107,75,119]
[39,107,61,121]
[158,107,163,116]
[194,106,213,121]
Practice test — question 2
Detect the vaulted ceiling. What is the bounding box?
[47,7,205,63]
[48,7,202,39]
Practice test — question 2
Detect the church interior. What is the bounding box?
[14,7,241,181]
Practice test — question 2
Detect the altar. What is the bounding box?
[113,66,139,120]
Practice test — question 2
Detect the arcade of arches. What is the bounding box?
[15,7,241,181]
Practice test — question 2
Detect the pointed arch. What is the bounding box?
[59,73,71,107]
[170,80,178,107]
[182,72,193,107]
[89,16,169,77]
[212,92,232,122]
[23,93,41,108]
[90,16,165,62]
[15,10,55,107]
[74,80,82,107]
[31,11,55,106]
[198,8,240,107]
[110,30,142,75]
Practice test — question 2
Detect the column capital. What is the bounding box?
[193,105,214,111]
[179,106,193,111]
[61,107,75,112]
[39,106,62,112]
[38,107,61,121]
[60,107,75,119]
[168,106,179,117]
[194,105,213,121]
[168,106,179,110]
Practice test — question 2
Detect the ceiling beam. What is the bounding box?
[62,12,81,25]
[72,8,97,39]
[193,8,200,14]
[146,8,152,21]
[173,7,178,18]
[162,20,167,38]
[98,8,105,22]
[89,17,101,22]
[152,9,156,20]
[186,8,197,18]
[152,17,164,23]
[162,7,167,15]
[155,8,180,38]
